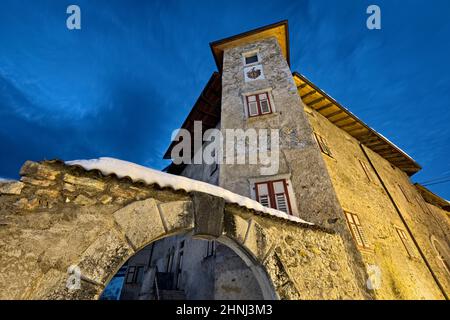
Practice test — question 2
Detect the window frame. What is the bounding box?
[254,179,293,215]
[395,227,415,258]
[431,236,450,276]
[204,240,216,258]
[359,159,373,183]
[245,92,273,118]
[313,132,333,158]
[245,54,259,65]
[344,211,370,249]
[125,265,144,284]
[125,266,136,284]
[416,195,432,215]
[398,184,413,203]
[243,50,260,66]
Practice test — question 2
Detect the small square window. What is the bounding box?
[245,54,258,65]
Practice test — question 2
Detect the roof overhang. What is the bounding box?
[415,184,450,212]
[163,72,222,160]
[293,72,422,176]
[210,20,290,72]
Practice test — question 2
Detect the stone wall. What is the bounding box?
[305,105,448,299]
[364,144,450,298]
[218,36,371,298]
[0,160,366,300]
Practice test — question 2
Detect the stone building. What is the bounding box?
[116,21,449,300]
[0,21,448,300]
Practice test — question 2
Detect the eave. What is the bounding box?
[163,72,222,160]
[210,20,290,72]
[293,72,422,176]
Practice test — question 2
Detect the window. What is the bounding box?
[416,195,432,215]
[176,251,184,289]
[345,212,369,248]
[204,240,216,258]
[125,265,144,284]
[398,184,412,203]
[431,236,450,276]
[245,54,258,65]
[166,248,174,272]
[395,227,415,258]
[359,159,373,182]
[211,163,218,176]
[125,266,135,284]
[255,179,292,214]
[246,92,272,117]
[314,132,333,157]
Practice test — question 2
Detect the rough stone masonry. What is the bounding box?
[0,160,369,299]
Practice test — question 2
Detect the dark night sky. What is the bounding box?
[0,0,449,199]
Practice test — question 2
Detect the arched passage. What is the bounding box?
[0,160,368,300]
[100,232,277,300]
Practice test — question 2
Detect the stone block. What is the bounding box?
[20,161,59,181]
[158,200,194,233]
[36,189,60,199]
[14,198,39,210]
[113,198,166,250]
[0,181,24,195]
[76,228,134,285]
[73,194,97,206]
[99,194,113,204]
[63,183,76,192]
[223,211,249,244]
[242,220,273,261]
[21,176,54,187]
[31,268,101,300]
[191,191,225,238]
[63,174,105,192]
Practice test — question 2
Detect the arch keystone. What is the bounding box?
[191,192,225,239]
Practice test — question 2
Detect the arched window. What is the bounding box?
[431,235,450,276]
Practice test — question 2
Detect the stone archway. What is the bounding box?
[0,160,368,300]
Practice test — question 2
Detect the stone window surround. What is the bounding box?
[248,173,299,217]
[242,88,277,119]
[242,49,261,67]
[394,225,415,258]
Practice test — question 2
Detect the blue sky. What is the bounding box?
[0,0,449,198]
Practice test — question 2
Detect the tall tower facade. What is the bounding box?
[211,22,369,289]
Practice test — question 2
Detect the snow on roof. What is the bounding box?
[65,157,313,226]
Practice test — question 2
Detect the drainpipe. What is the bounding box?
[359,143,448,300]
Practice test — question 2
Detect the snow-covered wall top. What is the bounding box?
[65,157,313,226]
